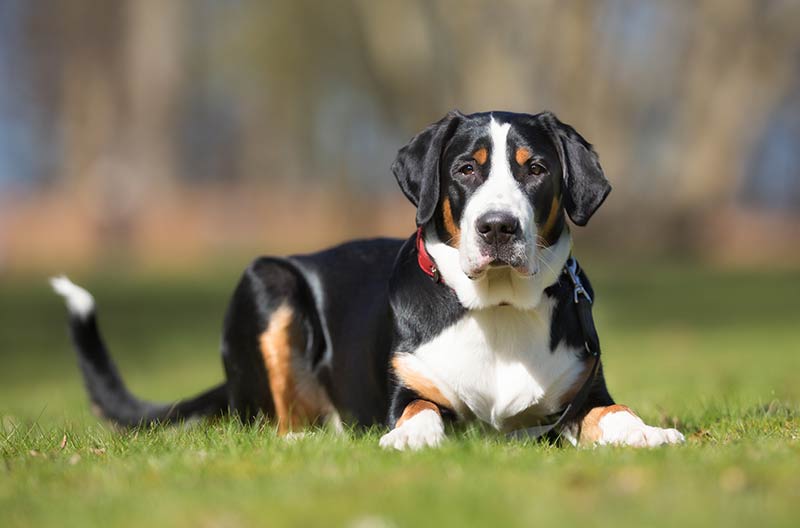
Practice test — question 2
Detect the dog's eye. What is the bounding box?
[529,162,547,176]
[457,163,475,176]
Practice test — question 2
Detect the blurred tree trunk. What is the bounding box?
[672,0,798,210]
[123,0,184,195]
[53,0,184,254]
[54,1,125,192]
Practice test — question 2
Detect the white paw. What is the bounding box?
[598,411,685,447]
[283,432,309,442]
[379,409,445,451]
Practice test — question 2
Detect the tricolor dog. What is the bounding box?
[52,110,685,449]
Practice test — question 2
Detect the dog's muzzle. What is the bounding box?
[472,211,529,274]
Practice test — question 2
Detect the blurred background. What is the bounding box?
[0,0,799,425]
[1,0,799,274]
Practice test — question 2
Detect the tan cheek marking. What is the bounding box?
[392,357,453,410]
[539,195,561,245]
[442,196,461,247]
[395,400,440,428]
[515,147,531,166]
[578,404,637,445]
[473,148,488,166]
[259,303,320,434]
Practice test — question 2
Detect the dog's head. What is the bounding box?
[393,111,610,305]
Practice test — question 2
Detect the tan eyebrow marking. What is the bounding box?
[515,147,532,166]
[473,148,488,165]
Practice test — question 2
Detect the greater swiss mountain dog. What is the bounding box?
[52,110,685,449]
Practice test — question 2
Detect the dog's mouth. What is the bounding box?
[466,256,537,280]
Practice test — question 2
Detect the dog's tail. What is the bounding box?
[50,276,228,428]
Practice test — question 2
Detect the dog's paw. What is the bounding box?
[598,411,685,447]
[379,409,445,451]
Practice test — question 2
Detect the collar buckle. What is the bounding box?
[565,257,592,305]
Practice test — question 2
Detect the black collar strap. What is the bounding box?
[565,257,601,358]
[507,256,601,443]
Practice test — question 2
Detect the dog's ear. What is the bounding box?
[542,112,611,226]
[392,110,463,226]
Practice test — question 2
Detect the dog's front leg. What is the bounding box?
[380,388,445,451]
[574,405,685,447]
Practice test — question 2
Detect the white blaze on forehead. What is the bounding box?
[483,119,517,209]
[490,119,512,182]
[456,118,536,277]
[468,118,531,225]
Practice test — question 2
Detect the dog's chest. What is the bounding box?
[405,303,583,431]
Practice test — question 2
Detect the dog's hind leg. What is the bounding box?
[221,257,333,433]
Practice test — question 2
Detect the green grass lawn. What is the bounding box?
[1,262,799,527]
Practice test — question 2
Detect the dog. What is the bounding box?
[52,110,685,449]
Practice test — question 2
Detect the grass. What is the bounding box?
[1,261,799,527]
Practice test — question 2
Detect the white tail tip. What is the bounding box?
[50,275,95,320]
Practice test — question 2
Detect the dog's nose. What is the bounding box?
[476,211,520,245]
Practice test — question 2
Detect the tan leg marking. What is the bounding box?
[441,196,461,247]
[473,148,488,165]
[395,400,441,428]
[259,303,328,434]
[380,397,446,450]
[515,147,532,166]
[578,405,636,445]
[391,357,453,411]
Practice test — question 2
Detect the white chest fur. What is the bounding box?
[394,299,585,432]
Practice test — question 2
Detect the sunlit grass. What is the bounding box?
[1,263,799,527]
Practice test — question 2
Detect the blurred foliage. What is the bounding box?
[1,0,799,270]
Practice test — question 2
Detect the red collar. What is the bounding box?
[416,227,441,283]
